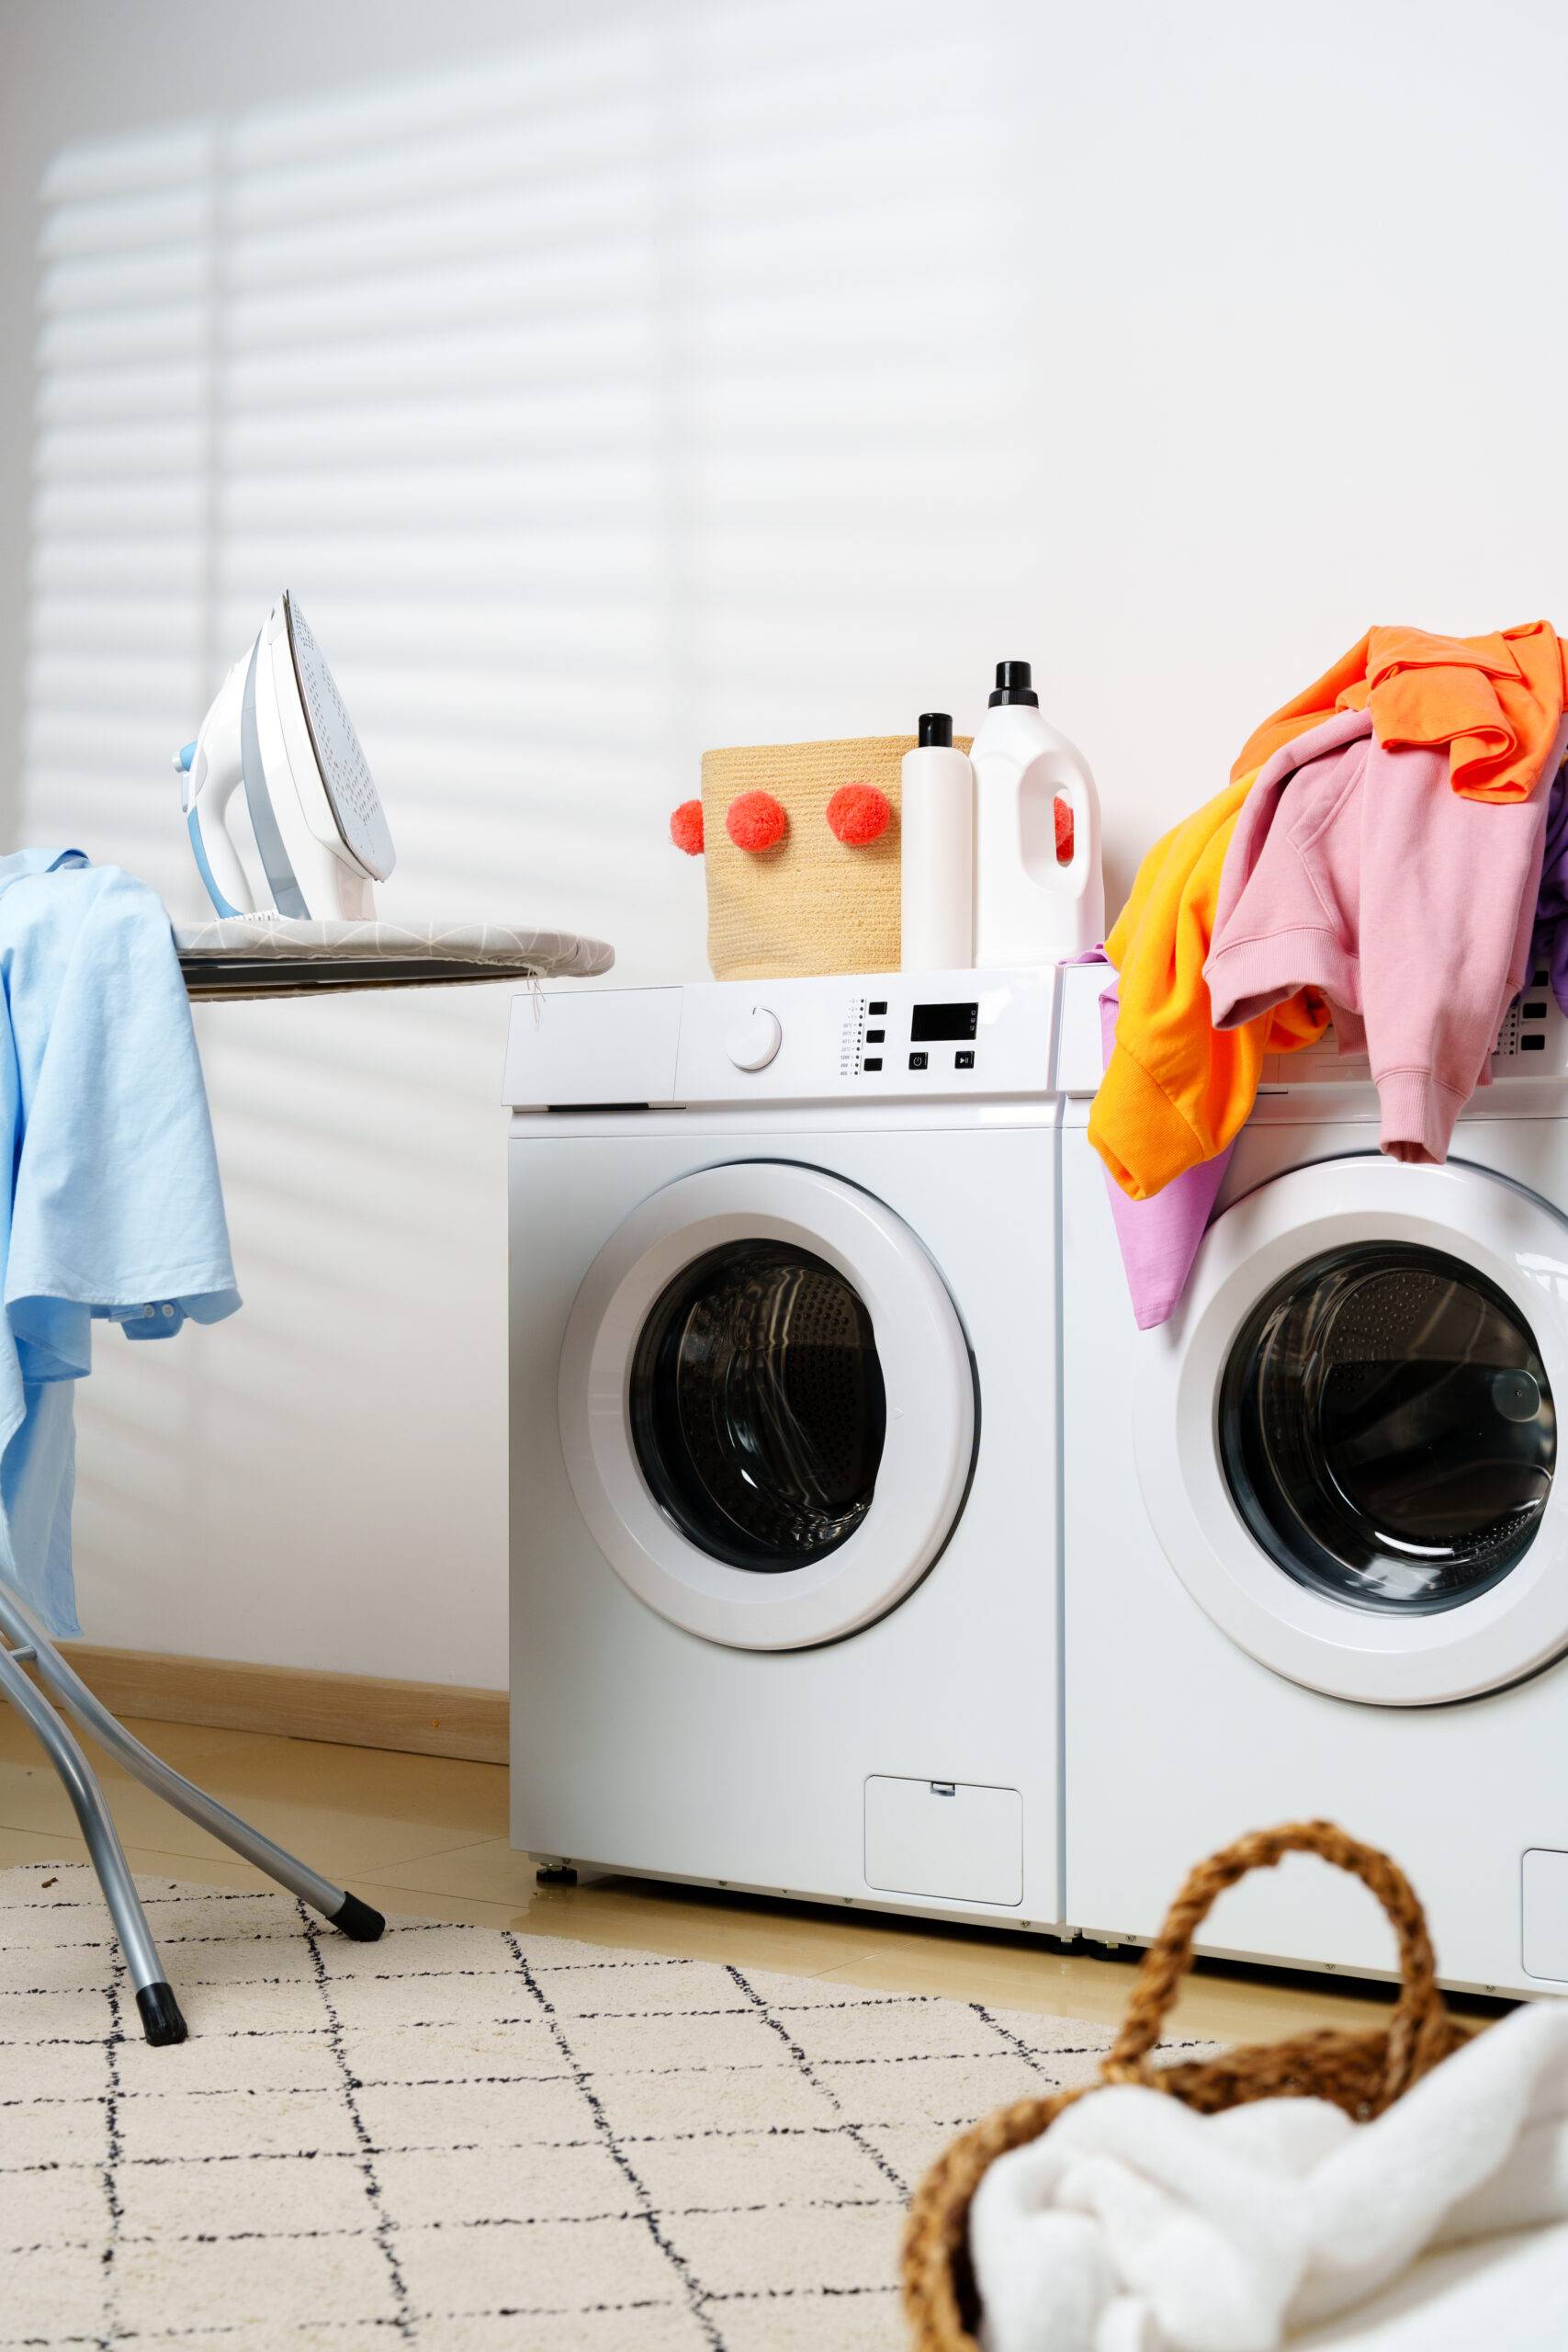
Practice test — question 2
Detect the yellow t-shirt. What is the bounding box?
[1089,770,1327,1201]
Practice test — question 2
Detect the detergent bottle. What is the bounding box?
[971,660,1103,964]
[900,712,975,970]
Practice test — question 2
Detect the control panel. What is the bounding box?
[838,990,980,1082]
[1267,959,1568,1085]
[1050,956,1568,1100]
[502,969,1057,1109]
[676,971,1050,1103]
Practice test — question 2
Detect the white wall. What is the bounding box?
[3,0,1567,1686]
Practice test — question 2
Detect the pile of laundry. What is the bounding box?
[1091,623,1568,1326]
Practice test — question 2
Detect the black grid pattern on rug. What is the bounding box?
[0,1864,1201,2351]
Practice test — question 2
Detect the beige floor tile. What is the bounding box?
[0,1822,528,1936]
[0,1709,1481,2059]
[362,1836,558,1905]
[0,1747,502,1877]
[0,1821,89,1871]
[328,1881,532,1932]
[809,1938,1401,2039]
[0,1708,265,1773]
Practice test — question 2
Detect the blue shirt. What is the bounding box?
[0,851,239,1633]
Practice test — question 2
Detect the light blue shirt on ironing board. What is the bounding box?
[0,850,239,1634]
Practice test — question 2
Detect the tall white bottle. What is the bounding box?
[971,660,1104,965]
[900,712,975,970]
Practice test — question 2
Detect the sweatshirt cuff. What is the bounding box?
[1088,1047,1204,1201]
[1375,1069,1464,1166]
[1204,928,1358,1034]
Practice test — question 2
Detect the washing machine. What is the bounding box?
[1058,956,1568,1995]
[505,968,1066,1931]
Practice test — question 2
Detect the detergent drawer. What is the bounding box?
[863,1775,1023,1907]
[504,986,680,1108]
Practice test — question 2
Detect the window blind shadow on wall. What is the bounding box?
[18,0,1048,1676]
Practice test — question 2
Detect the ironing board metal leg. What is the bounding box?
[0,1586,381,1939]
[0,1637,180,2037]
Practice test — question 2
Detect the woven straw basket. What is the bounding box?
[701,734,967,982]
[902,1821,1477,2351]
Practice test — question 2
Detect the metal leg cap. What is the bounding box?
[332,1891,386,1942]
[136,1982,188,2046]
[536,1864,578,1886]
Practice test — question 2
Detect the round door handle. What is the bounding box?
[725,1006,782,1070]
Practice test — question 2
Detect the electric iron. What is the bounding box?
[175,593,395,920]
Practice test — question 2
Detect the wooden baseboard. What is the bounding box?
[54,1645,508,1766]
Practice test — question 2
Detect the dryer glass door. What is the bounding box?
[1134,1158,1568,1703]
[558,1161,976,1650]
[1219,1241,1554,1615]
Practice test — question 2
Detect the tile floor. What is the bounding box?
[0,1702,1464,2043]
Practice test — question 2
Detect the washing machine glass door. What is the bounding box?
[1134,1157,1568,1703]
[558,1161,976,1649]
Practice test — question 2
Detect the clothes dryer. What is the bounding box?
[1059,960,1568,1994]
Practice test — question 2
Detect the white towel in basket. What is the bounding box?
[970,1999,1568,2352]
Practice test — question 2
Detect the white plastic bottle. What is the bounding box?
[901,712,975,970]
[971,660,1104,965]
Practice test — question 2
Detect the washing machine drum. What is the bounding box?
[629,1238,887,1573]
[558,1162,976,1650]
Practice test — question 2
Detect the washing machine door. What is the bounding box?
[1134,1156,1568,1703]
[558,1161,976,1650]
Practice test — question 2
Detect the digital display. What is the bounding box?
[910,1001,978,1042]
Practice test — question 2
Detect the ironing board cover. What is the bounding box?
[175,915,614,1001]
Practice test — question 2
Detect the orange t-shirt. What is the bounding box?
[1234,621,1568,803]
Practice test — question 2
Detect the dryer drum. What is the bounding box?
[1218,1241,1555,1614]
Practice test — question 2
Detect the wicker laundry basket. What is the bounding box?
[902,1820,1477,2351]
[699,734,968,982]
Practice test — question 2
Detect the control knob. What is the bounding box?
[725,1005,782,1070]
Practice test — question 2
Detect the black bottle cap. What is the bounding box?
[988,659,1039,708]
[918,712,953,749]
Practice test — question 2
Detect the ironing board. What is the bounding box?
[0,913,614,2041]
[175,912,614,998]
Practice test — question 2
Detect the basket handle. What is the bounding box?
[1099,1821,1451,2109]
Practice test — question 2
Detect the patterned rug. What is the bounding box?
[0,1862,1172,2350]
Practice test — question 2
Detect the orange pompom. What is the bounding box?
[825,783,891,846]
[1054,794,1074,864]
[726,789,788,853]
[670,798,705,855]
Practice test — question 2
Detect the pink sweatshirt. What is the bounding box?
[1204,707,1552,1165]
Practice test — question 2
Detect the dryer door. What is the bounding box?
[1134,1156,1568,1703]
[558,1161,976,1650]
